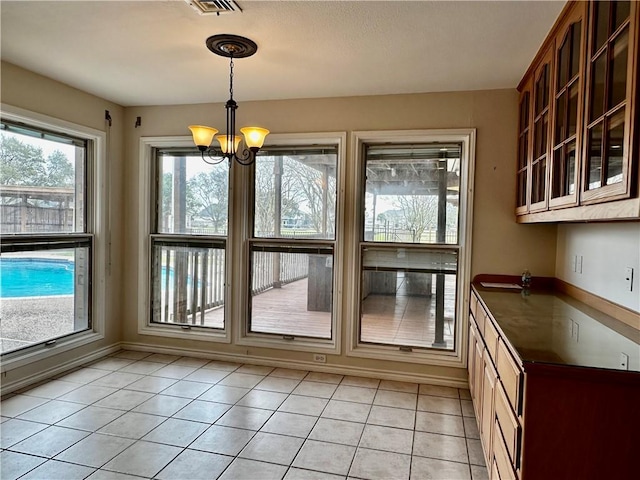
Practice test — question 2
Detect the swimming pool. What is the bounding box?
[0,258,74,298]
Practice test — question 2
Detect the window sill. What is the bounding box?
[0,330,104,373]
[236,334,339,355]
[347,341,465,368]
[138,324,231,343]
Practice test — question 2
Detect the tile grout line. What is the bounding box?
[3,353,480,480]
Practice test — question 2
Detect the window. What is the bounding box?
[150,148,229,331]
[351,130,475,363]
[247,144,339,342]
[0,114,102,356]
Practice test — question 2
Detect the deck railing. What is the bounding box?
[251,251,309,294]
[154,241,310,325]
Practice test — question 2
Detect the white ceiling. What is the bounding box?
[1,0,565,107]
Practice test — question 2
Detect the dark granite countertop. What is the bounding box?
[473,283,640,373]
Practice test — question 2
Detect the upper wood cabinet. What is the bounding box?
[516,1,639,222]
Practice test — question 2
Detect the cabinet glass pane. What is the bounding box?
[534,113,548,159]
[555,91,566,143]
[518,134,529,170]
[557,35,569,89]
[566,141,577,195]
[535,65,549,115]
[606,110,625,185]
[587,122,603,190]
[568,82,579,138]
[608,29,628,109]
[552,142,577,199]
[551,141,576,198]
[613,1,630,33]
[519,93,530,131]
[590,52,607,121]
[570,21,582,79]
[532,159,546,204]
[552,148,563,199]
[517,171,527,208]
[593,0,610,54]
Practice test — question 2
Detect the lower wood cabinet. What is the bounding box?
[469,287,639,480]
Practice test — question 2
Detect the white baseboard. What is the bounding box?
[120,342,469,389]
[0,343,122,395]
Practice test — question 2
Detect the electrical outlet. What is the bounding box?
[313,353,326,363]
[570,319,580,342]
[625,267,634,292]
[620,353,629,370]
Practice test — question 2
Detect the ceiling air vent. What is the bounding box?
[185,0,242,15]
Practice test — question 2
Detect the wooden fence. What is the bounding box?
[0,204,74,233]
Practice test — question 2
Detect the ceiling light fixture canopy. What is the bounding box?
[189,34,269,166]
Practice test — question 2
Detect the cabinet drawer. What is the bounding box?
[495,382,521,469]
[493,421,516,480]
[496,339,522,414]
[484,316,499,361]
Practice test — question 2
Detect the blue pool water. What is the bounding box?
[0,258,74,298]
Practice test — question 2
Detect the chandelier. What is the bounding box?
[189,34,269,165]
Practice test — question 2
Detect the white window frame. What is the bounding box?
[234,132,347,355]
[0,104,108,370]
[346,129,476,368]
[137,136,232,343]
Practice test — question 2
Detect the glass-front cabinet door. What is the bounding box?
[550,3,585,209]
[582,0,637,204]
[516,80,533,215]
[530,45,554,213]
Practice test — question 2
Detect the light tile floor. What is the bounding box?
[0,351,489,480]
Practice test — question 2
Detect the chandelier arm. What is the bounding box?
[233,148,257,166]
[201,150,226,166]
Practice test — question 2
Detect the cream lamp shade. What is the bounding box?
[240,127,270,149]
[216,135,242,154]
[188,125,218,149]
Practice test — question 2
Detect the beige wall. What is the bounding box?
[556,222,640,313]
[1,62,125,387]
[1,61,562,386]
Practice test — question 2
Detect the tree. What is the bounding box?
[0,135,47,186]
[284,156,335,235]
[254,157,305,236]
[394,194,439,242]
[187,165,229,234]
[0,135,75,188]
[254,158,276,235]
[45,150,74,187]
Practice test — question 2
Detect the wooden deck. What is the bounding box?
[195,277,455,349]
